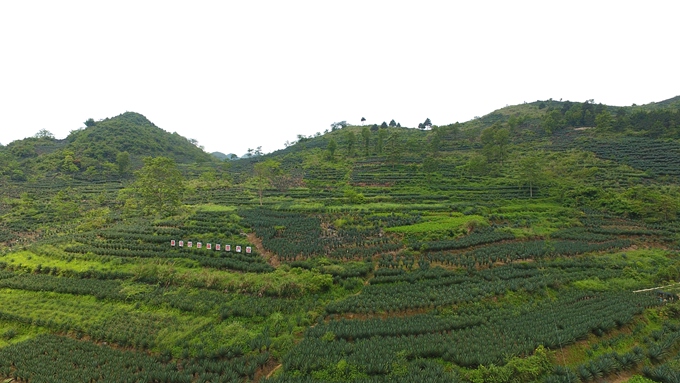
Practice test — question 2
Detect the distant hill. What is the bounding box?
[1,112,214,181]
[67,112,211,164]
[211,152,238,160]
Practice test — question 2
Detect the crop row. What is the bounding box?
[412,228,515,251]
[0,334,269,383]
[583,138,680,178]
[424,239,632,268]
[286,291,659,376]
[64,244,272,273]
[328,263,623,314]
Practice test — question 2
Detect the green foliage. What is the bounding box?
[116,151,130,175]
[33,129,55,139]
[595,110,614,131]
[517,152,544,198]
[360,127,370,155]
[344,130,356,156]
[327,138,338,159]
[68,112,210,164]
[465,346,553,383]
[127,157,186,216]
[481,124,510,165]
[343,187,365,204]
[246,159,282,205]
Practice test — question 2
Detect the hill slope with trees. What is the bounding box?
[0,112,213,182]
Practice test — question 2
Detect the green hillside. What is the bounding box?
[0,112,213,182]
[1,98,680,383]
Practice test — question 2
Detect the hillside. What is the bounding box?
[1,97,680,383]
[0,112,214,181]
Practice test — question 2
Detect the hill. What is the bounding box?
[0,112,213,181]
[211,152,238,160]
[0,97,679,383]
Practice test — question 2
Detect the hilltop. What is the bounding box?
[0,112,213,181]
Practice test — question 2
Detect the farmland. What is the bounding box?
[1,100,680,382]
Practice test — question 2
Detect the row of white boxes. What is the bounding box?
[171,240,251,253]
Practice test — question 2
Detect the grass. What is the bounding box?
[194,204,237,212]
[0,319,46,348]
[386,213,487,234]
[2,249,133,273]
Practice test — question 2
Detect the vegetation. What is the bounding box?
[1,96,680,383]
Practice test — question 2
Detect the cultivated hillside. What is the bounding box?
[0,97,679,383]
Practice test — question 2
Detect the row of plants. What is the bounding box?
[284,290,660,377]
[327,262,625,314]
[411,227,515,251]
[0,333,271,383]
[582,137,680,178]
[63,244,273,273]
[423,239,632,268]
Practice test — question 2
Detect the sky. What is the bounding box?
[1,1,678,156]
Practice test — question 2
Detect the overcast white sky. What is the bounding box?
[1,1,678,155]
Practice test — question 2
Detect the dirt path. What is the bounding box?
[247,233,280,267]
[633,282,680,293]
[266,364,282,379]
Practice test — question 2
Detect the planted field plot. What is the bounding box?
[63,211,273,273]
[0,334,271,383]
[240,208,403,262]
[583,138,680,179]
[288,291,659,377]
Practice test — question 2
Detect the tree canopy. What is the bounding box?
[128,157,185,216]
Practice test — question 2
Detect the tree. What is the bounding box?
[84,118,96,127]
[380,121,388,129]
[331,121,348,131]
[507,115,520,132]
[327,138,338,159]
[481,125,510,166]
[465,154,488,176]
[361,127,371,155]
[247,159,280,205]
[595,110,614,131]
[542,109,564,134]
[518,153,543,198]
[345,130,356,156]
[361,117,366,124]
[116,151,131,176]
[565,104,582,126]
[34,129,55,139]
[386,131,402,165]
[428,126,446,152]
[130,157,185,216]
[343,187,365,204]
[370,124,379,132]
[61,150,80,175]
[377,129,387,154]
[423,118,432,128]
[389,119,396,127]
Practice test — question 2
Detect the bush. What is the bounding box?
[2,328,17,340]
